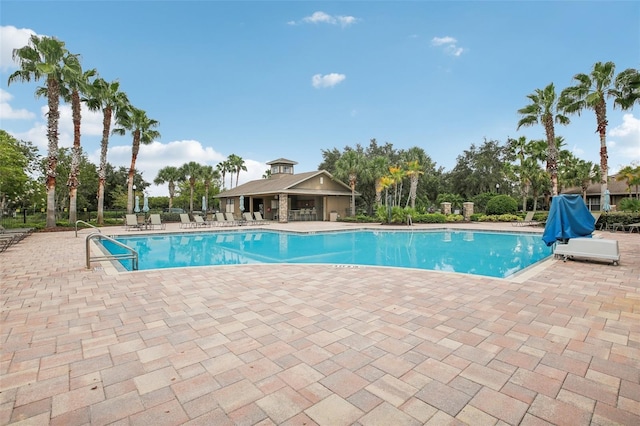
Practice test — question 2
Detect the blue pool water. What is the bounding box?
[101,229,552,278]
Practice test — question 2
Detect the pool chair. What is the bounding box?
[0,225,34,240]
[193,215,208,227]
[149,214,166,230]
[212,212,229,227]
[253,211,270,224]
[0,234,19,253]
[243,212,258,225]
[513,211,539,227]
[125,214,141,231]
[624,222,640,233]
[179,213,196,228]
[224,212,239,226]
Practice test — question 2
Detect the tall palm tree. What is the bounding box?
[616,165,640,199]
[180,161,203,213]
[8,35,69,228]
[517,83,570,197]
[58,54,96,224]
[201,165,220,212]
[560,62,640,207]
[405,160,424,209]
[216,160,232,189]
[228,154,247,188]
[335,150,364,216]
[114,107,160,214]
[507,136,529,211]
[154,166,182,208]
[368,156,389,207]
[388,165,406,207]
[84,78,130,224]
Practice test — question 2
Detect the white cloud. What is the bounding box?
[99,140,267,196]
[0,89,35,119]
[295,11,359,27]
[609,113,640,163]
[431,35,465,57]
[1,25,38,72]
[311,73,346,89]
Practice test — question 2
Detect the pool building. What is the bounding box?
[214,158,358,223]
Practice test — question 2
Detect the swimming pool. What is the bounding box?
[100,229,552,278]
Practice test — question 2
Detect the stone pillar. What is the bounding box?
[441,202,451,215]
[278,194,288,223]
[463,202,474,221]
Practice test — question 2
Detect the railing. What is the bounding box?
[86,232,138,270]
[75,220,100,237]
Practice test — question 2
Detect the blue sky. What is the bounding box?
[2,1,639,196]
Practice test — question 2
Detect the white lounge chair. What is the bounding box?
[215,212,232,227]
[554,237,620,265]
[253,211,270,224]
[125,214,141,231]
[224,212,239,226]
[513,212,539,227]
[243,212,258,225]
[149,214,165,230]
[193,215,208,227]
[179,213,195,228]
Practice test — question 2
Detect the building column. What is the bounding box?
[463,202,474,221]
[441,202,451,215]
[278,193,288,223]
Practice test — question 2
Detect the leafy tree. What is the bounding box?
[180,161,203,213]
[560,61,640,207]
[318,147,341,175]
[447,139,507,199]
[8,35,69,228]
[114,107,160,214]
[58,54,97,223]
[517,83,570,197]
[486,195,518,215]
[47,147,99,213]
[616,164,640,199]
[0,131,32,213]
[85,78,130,224]
[335,150,365,216]
[154,166,182,208]
[227,154,246,188]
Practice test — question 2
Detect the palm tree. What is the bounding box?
[388,165,406,207]
[228,154,247,188]
[517,83,570,197]
[335,150,364,216]
[84,78,130,224]
[154,166,182,208]
[113,107,160,214]
[8,35,69,228]
[560,62,640,207]
[567,159,601,202]
[405,160,424,209]
[59,54,96,224]
[368,156,389,207]
[201,165,220,212]
[616,164,640,199]
[216,160,232,189]
[507,136,529,211]
[180,162,203,213]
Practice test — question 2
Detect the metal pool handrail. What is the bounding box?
[75,220,100,237]
[86,231,138,270]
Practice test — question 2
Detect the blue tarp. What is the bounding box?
[542,195,595,246]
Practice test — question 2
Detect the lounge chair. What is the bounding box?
[554,237,620,265]
[513,211,539,227]
[193,215,208,228]
[149,214,165,230]
[0,225,34,241]
[243,212,258,225]
[179,213,195,228]
[125,214,141,231]
[0,234,18,252]
[253,211,270,224]
[224,212,239,226]
[591,212,603,230]
[624,222,640,233]
[213,212,231,227]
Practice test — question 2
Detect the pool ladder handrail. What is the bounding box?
[75,220,100,237]
[86,231,138,270]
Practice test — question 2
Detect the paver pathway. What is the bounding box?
[1,222,639,425]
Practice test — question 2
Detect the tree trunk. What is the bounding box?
[596,101,608,209]
[97,107,112,225]
[97,180,105,225]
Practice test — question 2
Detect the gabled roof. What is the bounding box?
[214,170,357,198]
[266,158,298,165]
[562,174,633,196]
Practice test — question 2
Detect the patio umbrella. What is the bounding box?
[202,196,207,212]
[603,189,611,212]
[134,195,140,213]
[239,195,245,212]
[142,195,149,213]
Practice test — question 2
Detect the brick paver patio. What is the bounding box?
[1,221,639,425]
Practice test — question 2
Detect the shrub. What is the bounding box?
[415,213,446,223]
[486,195,518,215]
[445,214,464,222]
[619,198,640,212]
[470,213,483,222]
